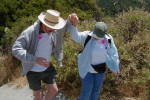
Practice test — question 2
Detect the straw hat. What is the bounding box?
[89,22,108,39]
[38,9,66,30]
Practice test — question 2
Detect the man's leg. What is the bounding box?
[26,71,43,100]
[33,90,43,100]
[41,66,58,100]
[45,83,58,100]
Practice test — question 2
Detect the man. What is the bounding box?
[12,9,78,100]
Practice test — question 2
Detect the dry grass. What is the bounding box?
[0,54,22,85]
[7,77,28,88]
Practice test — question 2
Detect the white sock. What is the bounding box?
[42,95,45,100]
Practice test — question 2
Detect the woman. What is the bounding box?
[69,15,120,100]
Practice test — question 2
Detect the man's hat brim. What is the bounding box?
[38,12,66,30]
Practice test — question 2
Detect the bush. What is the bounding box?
[103,8,150,99]
[1,15,37,53]
[56,8,150,99]
[0,54,21,85]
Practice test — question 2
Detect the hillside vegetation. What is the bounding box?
[55,9,150,99]
[0,0,150,100]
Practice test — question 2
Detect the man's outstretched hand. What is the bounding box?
[68,13,79,26]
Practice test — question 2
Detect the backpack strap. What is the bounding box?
[79,34,112,53]
[105,34,112,48]
[79,35,91,53]
[84,35,92,47]
[84,34,112,48]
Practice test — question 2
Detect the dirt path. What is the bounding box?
[0,79,69,100]
[0,77,140,100]
[0,84,33,100]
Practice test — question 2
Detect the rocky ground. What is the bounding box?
[0,84,71,100]
[0,77,141,100]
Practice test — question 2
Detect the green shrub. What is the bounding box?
[104,8,150,99]
[56,8,150,99]
[1,16,37,53]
